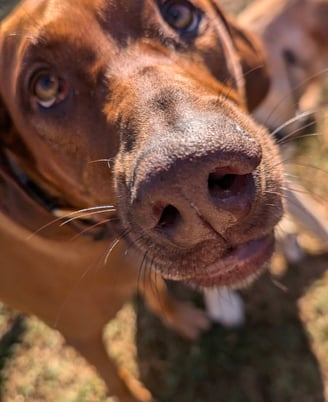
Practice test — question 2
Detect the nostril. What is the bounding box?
[208,172,237,192]
[208,169,254,203]
[154,203,181,231]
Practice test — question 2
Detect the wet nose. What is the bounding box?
[129,117,262,247]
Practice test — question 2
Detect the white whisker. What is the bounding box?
[104,238,121,265]
[88,159,112,169]
[27,205,116,239]
[59,209,116,226]
[270,110,315,140]
[53,205,115,218]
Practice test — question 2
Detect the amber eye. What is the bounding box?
[163,1,200,32]
[31,71,68,108]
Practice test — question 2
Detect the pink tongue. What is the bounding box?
[206,236,273,275]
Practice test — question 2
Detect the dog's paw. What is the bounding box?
[203,288,245,328]
[164,301,211,340]
[118,367,155,402]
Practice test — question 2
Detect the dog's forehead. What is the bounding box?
[1,0,236,62]
[0,0,243,106]
[4,0,227,44]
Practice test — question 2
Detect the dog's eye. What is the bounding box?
[31,71,68,108]
[162,1,200,32]
[282,49,298,66]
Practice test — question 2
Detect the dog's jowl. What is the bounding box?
[0,1,283,401]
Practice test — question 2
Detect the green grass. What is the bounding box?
[135,262,328,402]
[2,256,328,402]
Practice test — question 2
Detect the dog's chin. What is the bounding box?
[129,227,275,289]
[185,234,274,289]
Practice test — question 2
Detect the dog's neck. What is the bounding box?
[0,149,112,241]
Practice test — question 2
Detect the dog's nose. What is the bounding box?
[129,117,262,247]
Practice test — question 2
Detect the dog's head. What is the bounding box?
[0,0,283,288]
[240,0,328,136]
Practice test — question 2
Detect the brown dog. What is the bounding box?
[0,1,284,401]
[239,0,328,138]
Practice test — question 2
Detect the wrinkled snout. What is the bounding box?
[128,113,263,248]
[113,62,283,286]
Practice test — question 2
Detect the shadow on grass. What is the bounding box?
[0,315,26,391]
[136,253,328,402]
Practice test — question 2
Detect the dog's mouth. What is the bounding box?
[136,226,276,289]
[184,234,274,289]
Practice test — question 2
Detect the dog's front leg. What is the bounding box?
[139,272,210,340]
[67,331,153,402]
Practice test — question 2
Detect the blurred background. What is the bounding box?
[0,0,328,401]
[0,0,19,19]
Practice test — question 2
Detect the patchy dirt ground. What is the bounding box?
[0,1,328,402]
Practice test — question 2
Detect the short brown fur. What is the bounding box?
[0,1,283,401]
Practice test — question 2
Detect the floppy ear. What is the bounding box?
[0,95,18,156]
[309,0,328,44]
[0,0,22,137]
[209,0,271,111]
[0,95,27,159]
[0,98,12,135]
[227,19,271,112]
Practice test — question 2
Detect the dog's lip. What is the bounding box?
[185,234,275,288]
